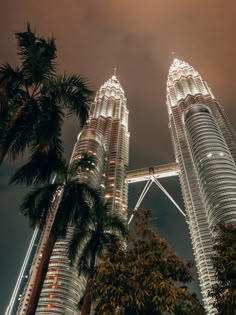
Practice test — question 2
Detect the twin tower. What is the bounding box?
[9,60,236,315]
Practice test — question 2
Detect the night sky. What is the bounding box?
[1,1,236,312]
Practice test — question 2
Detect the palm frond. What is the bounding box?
[20,183,59,228]
[54,182,95,236]
[68,152,97,179]
[0,63,24,113]
[16,23,36,53]
[101,233,123,249]
[33,95,64,153]
[77,236,97,276]
[16,23,57,84]
[68,228,90,263]
[42,74,93,126]
[3,98,40,160]
[9,148,65,185]
[103,214,128,238]
[72,196,128,279]
[91,199,110,228]
[67,182,101,209]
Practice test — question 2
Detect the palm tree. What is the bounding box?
[0,24,93,184]
[18,153,99,314]
[68,200,128,315]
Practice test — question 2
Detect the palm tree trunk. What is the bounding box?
[24,191,62,314]
[26,230,57,315]
[81,251,96,315]
[80,280,93,315]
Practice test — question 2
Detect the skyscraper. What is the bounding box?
[167,59,236,314]
[14,73,129,314]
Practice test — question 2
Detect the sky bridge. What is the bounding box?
[126,162,179,183]
[126,163,185,224]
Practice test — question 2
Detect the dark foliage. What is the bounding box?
[92,210,204,315]
[69,199,128,315]
[209,223,236,315]
[20,153,100,234]
[0,24,93,184]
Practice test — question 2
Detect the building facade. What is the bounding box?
[167,59,236,314]
[14,74,129,314]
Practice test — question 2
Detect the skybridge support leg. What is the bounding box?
[152,177,185,216]
[128,178,153,225]
[128,175,185,225]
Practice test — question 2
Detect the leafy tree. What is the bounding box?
[18,153,99,314]
[209,223,236,315]
[174,291,205,315]
[0,24,92,184]
[68,200,128,315]
[91,210,204,315]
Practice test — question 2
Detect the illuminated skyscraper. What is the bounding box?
[167,59,236,314]
[12,73,129,314]
[9,60,236,315]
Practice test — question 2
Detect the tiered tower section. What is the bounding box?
[72,74,130,216]
[167,59,236,314]
[16,74,129,314]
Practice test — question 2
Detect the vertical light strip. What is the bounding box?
[5,228,39,315]
[6,175,57,314]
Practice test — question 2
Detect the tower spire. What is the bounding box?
[112,67,117,80]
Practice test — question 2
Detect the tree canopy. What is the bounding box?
[209,223,236,315]
[91,210,205,315]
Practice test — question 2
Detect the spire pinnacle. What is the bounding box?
[100,69,124,93]
[112,67,117,80]
[172,58,182,67]
[169,58,190,74]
